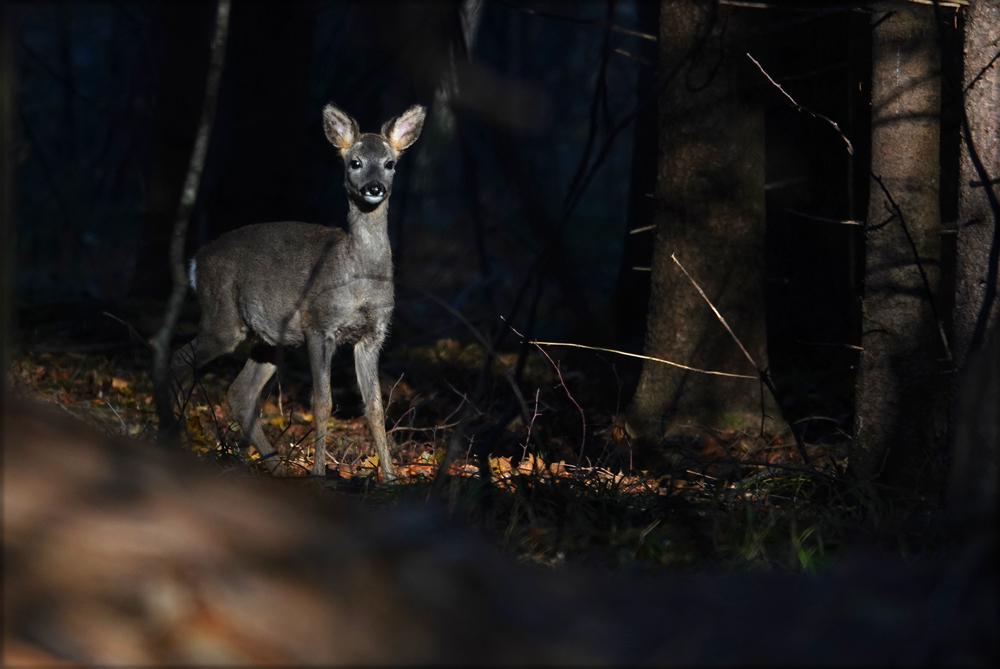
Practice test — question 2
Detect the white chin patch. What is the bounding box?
[363,194,385,204]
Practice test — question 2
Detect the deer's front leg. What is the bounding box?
[354,337,395,482]
[306,332,335,477]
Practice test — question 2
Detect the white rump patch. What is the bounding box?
[188,259,197,290]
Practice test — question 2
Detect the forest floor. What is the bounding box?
[6,300,950,575]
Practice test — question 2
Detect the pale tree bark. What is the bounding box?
[628,1,782,439]
[954,0,1000,366]
[852,2,943,483]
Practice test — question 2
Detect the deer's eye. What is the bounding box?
[349,159,362,170]
[385,161,395,171]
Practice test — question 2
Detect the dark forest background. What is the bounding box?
[5,1,887,427]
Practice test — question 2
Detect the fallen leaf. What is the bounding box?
[489,457,512,475]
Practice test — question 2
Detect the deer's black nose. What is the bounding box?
[362,183,385,198]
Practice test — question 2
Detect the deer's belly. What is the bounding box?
[245,302,389,348]
[241,298,307,347]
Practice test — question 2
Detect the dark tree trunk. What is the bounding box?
[133,1,216,299]
[954,0,1000,366]
[628,1,781,438]
[200,2,315,238]
[607,0,659,346]
[852,2,943,484]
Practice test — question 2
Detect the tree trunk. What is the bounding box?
[628,1,780,438]
[852,2,943,483]
[954,0,1000,366]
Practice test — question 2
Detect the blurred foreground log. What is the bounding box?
[3,332,997,664]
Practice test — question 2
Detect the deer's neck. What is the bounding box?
[346,198,392,264]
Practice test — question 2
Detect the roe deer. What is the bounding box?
[172,103,425,480]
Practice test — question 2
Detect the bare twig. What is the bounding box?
[389,422,461,434]
[107,401,128,434]
[613,47,651,66]
[532,342,587,463]
[151,0,231,442]
[671,253,758,370]
[530,341,757,379]
[523,388,541,461]
[747,53,853,155]
[102,312,151,348]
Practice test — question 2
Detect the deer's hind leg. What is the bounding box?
[227,344,282,474]
[169,314,246,414]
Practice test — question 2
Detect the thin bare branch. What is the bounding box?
[151,0,231,442]
[671,253,758,371]
[530,341,757,379]
[532,343,587,463]
[612,47,651,66]
[629,225,656,234]
[747,53,854,156]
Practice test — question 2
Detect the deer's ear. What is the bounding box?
[381,105,426,152]
[323,104,359,152]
